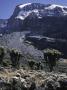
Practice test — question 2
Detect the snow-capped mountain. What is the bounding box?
[14,3,67,20]
[6,3,67,33]
[0,3,67,36]
[0,3,67,57]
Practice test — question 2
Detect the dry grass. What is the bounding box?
[0,59,67,85]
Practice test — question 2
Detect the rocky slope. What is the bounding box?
[25,35,67,57]
[0,32,43,59]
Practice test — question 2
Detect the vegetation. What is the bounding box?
[0,46,63,72]
[35,62,43,70]
[28,60,43,70]
[3,59,11,67]
[9,49,22,69]
[28,60,35,69]
[0,46,5,65]
[43,48,62,72]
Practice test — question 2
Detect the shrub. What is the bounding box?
[9,49,22,69]
[0,46,5,65]
[28,60,35,69]
[43,48,62,72]
[3,59,11,67]
[35,62,42,70]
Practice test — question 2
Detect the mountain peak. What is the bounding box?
[17,3,67,9]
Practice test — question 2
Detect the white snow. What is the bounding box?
[45,4,67,10]
[62,8,67,15]
[19,3,31,9]
[15,3,67,20]
[16,9,40,20]
[33,9,40,16]
[33,9,39,13]
[16,10,32,20]
[16,16,24,20]
[45,4,67,15]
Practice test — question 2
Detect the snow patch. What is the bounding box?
[15,3,67,20]
[16,10,32,20]
[16,16,25,20]
[19,3,31,9]
[45,4,67,10]
[16,9,40,20]
[45,4,67,15]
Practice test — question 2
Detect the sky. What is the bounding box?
[0,0,67,19]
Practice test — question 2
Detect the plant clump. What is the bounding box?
[43,48,62,72]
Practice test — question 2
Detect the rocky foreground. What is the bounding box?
[0,68,67,90]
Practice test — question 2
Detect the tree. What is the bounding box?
[43,48,62,72]
[35,62,42,70]
[9,49,22,69]
[0,46,5,65]
[28,60,35,69]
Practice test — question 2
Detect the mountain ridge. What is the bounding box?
[14,3,67,20]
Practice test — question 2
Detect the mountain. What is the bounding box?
[7,3,67,33]
[1,3,67,57]
[10,3,67,20]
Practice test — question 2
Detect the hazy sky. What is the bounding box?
[0,0,67,19]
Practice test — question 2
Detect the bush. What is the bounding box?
[0,46,5,65]
[9,49,22,69]
[43,48,62,72]
[28,60,35,69]
[3,59,11,67]
[28,60,43,70]
[35,62,43,70]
